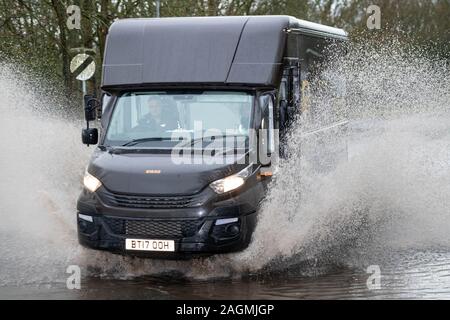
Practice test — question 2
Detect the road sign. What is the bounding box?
[70,53,95,81]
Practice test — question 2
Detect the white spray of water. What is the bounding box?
[0,64,89,285]
[231,40,450,273]
[0,39,449,284]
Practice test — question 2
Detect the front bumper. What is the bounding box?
[77,181,264,258]
[77,212,256,258]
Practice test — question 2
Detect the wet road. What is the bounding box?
[2,249,450,299]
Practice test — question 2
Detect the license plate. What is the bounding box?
[125,239,175,252]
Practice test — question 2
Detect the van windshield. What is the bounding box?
[104,91,253,147]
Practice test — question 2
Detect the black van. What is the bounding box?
[77,16,347,257]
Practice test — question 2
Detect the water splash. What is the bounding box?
[0,38,449,285]
[232,39,450,273]
[0,63,89,285]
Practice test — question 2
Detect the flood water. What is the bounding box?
[1,40,450,300]
[3,248,450,299]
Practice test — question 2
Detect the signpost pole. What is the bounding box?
[156,0,160,18]
[82,80,87,102]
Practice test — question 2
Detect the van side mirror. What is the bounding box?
[82,128,98,146]
[257,93,277,167]
[84,95,100,122]
[82,94,101,146]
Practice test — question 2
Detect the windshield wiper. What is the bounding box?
[178,134,248,148]
[120,137,173,147]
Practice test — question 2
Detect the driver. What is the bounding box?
[138,96,179,131]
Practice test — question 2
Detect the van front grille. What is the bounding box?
[99,190,199,209]
[103,217,201,239]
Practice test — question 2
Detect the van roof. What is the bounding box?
[102,15,347,89]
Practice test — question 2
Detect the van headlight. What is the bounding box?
[83,171,102,193]
[209,164,253,194]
